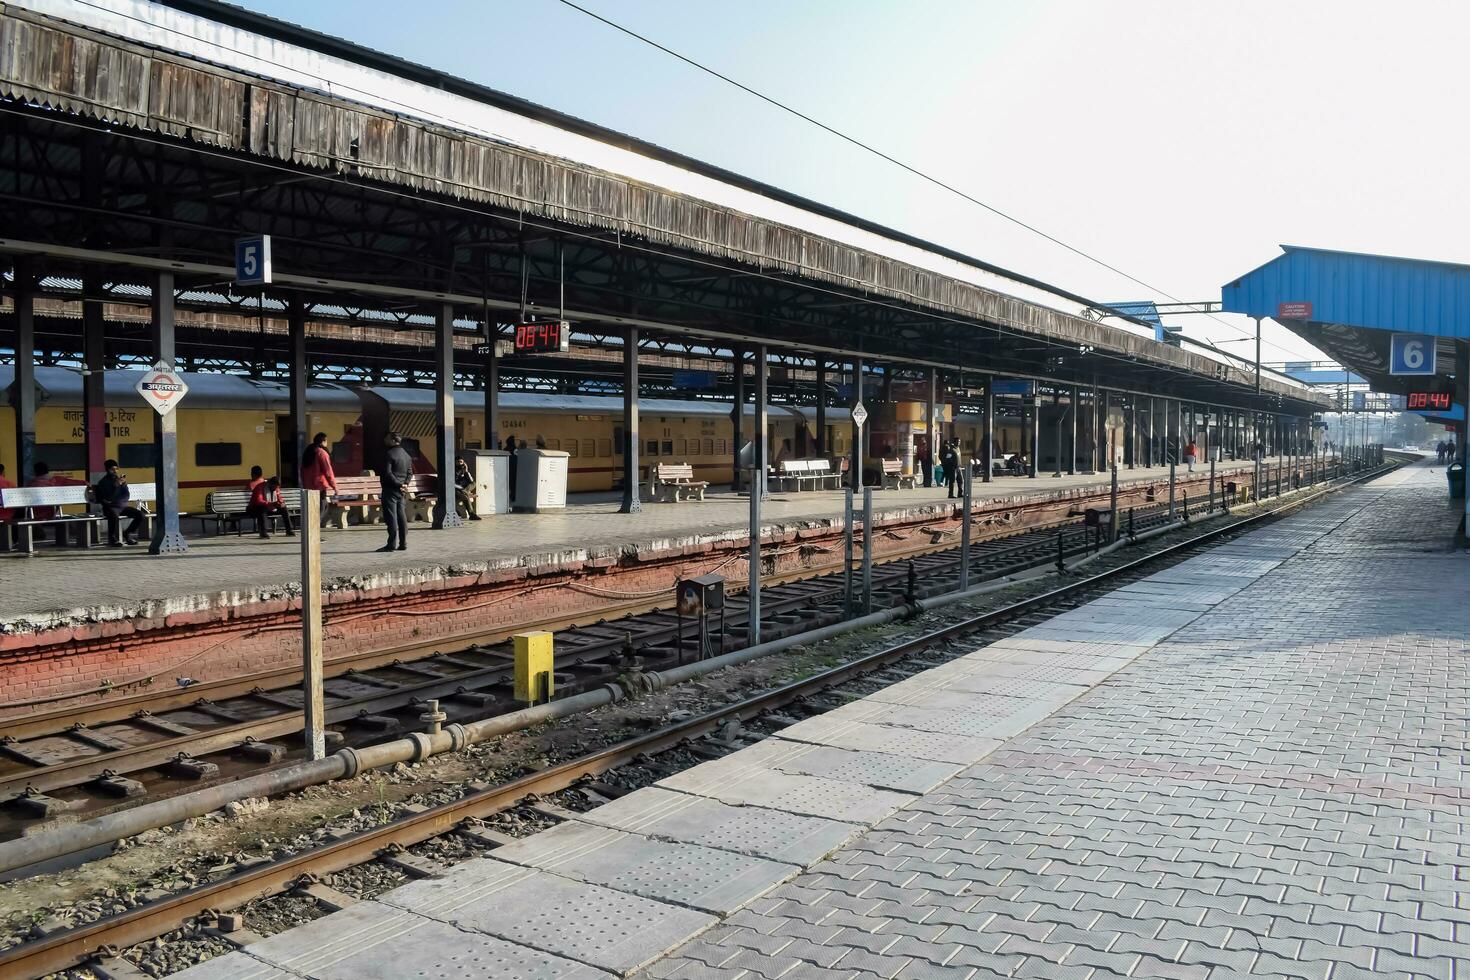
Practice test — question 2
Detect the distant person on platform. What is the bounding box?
[919,438,933,488]
[378,432,413,553]
[940,441,960,498]
[1449,440,1459,463]
[249,475,294,539]
[774,438,793,466]
[301,432,338,522]
[94,458,145,547]
[454,457,481,521]
[1183,439,1198,473]
[1253,440,1265,462]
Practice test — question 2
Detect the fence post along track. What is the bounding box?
[959,470,972,590]
[861,488,875,615]
[843,487,855,618]
[300,489,326,760]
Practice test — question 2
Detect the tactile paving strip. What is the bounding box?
[487,821,797,914]
[657,763,913,824]
[199,901,611,979]
[378,859,714,976]
[166,952,301,980]
[773,713,1004,764]
[571,786,861,865]
[725,735,964,793]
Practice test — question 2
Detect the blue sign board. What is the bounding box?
[235,235,272,286]
[990,379,1035,396]
[672,369,718,390]
[1389,332,1435,375]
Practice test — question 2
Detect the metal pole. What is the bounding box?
[1029,388,1039,478]
[1254,316,1262,394]
[483,322,500,451]
[1108,451,1120,543]
[432,302,463,529]
[815,359,827,457]
[754,344,769,499]
[300,488,325,760]
[149,271,187,554]
[748,459,761,645]
[982,381,994,483]
[925,368,938,488]
[851,357,865,489]
[12,260,37,484]
[288,297,308,486]
[1069,385,1079,474]
[843,487,855,617]
[1209,455,1217,512]
[620,327,641,512]
[861,487,874,614]
[958,470,972,591]
[1168,461,1177,520]
[731,347,744,493]
[82,270,108,483]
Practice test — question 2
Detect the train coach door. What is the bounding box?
[275,415,297,483]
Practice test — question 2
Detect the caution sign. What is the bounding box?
[135,362,189,416]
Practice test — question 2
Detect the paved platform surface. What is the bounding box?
[168,460,1460,979]
[1,456,1273,628]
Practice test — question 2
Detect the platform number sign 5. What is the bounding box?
[235,235,272,286]
[1389,332,1436,376]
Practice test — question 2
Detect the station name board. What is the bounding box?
[512,321,571,355]
[1407,390,1454,412]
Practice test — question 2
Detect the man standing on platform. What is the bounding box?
[378,432,413,553]
[940,441,960,498]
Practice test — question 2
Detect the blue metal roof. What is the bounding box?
[1222,245,1470,339]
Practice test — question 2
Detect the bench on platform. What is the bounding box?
[651,462,708,502]
[405,473,439,522]
[1,483,156,554]
[879,458,917,490]
[777,458,839,491]
[205,487,304,535]
[327,475,382,529]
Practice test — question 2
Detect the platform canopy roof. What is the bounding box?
[1221,245,1469,397]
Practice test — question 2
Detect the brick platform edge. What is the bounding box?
[0,469,1247,717]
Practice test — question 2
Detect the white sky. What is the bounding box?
[236,0,1470,367]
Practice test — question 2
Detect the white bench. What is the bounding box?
[651,462,708,502]
[879,458,917,490]
[1,482,156,553]
[778,458,840,491]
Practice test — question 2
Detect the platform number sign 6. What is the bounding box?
[235,235,273,286]
[1389,332,1436,376]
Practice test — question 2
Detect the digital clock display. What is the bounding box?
[512,321,570,355]
[1407,390,1453,411]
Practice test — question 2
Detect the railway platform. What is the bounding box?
[168,460,1464,980]
[1,455,1286,713]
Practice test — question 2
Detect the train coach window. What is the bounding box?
[597,438,612,457]
[646,439,658,456]
[195,442,243,467]
[34,443,85,472]
[581,439,595,458]
[661,440,674,456]
[676,438,687,456]
[564,441,578,458]
[703,438,714,456]
[118,443,158,469]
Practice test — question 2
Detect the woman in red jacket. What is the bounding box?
[300,432,337,522]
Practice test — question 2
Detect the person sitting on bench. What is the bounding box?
[248,474,295,539]
[454,457,481,521]
[94,458,145,547]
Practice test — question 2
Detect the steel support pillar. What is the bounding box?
[1028,389,1038,478]
[850,357,864,489]
[82,270,107,482]
[1068,385,1079,475]
[432,302,464,528]
[620,327,641,513]
[982,382,994,483]
[12,261,37,484]
[925,368,938,487]
[148,272,187,554]
[731,347,744,493]
[483,324,500,450]
[754,344,769,499]
[815,360,827,456]
[288,297,308,486]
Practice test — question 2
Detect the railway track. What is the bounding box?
[0,500,1185,833]
[0,457,1401,980]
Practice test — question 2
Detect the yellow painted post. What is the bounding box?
[514,631,554,706]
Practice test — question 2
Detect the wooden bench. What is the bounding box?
[879,458,917,490]
[650,462,708,502]
[326,475,382,529]
[1,483,156,554]
[205,487,304,535]
[777,458,839,491]
[405,473,439,522]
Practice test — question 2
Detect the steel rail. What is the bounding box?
[0,459,1400,980]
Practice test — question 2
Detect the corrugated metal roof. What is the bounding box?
[1222,245,1470,340]
[365,386,812,421]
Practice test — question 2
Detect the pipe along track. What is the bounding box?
[0,457,1401,980]
[0,496,1191,831]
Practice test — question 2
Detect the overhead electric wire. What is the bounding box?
[552,0,1308,364]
